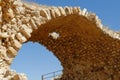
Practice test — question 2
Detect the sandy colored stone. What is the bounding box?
[30,14,120,80]
[7,8,14,18]
[8,47,17,57]
[20,25,31,39]
[16,33,27,43]
[58,7,66,16]
[13,0,23,6]
[30,19,38,29]
[12,40,22,50]
[0,0,120,80]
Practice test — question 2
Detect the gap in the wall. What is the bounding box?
[10,42,63,80]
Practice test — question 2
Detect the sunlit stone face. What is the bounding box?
[0,0,120,80]
[49,32,60,40]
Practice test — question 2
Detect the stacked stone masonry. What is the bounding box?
[0,0,120,80]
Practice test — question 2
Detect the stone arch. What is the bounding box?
[0,0,120,80]
[28,14,120,80]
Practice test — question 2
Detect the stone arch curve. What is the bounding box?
[0,0,120,80]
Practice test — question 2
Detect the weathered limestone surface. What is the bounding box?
[0,0,120,80]
[30,14,120,80]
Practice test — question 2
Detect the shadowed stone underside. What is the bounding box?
[29,14,120,80]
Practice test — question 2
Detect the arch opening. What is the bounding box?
[10,42,63,80]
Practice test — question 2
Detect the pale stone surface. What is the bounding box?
[49,32,60,40]
[0,0,119,80]
[0,68,27,80]
[8,47,17,57]
[58,7,66,16]
[12,40,22,50]
[30,19,38,29]
[16,33,27,43]
[7,8,15,19]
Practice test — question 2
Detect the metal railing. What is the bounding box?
[41,70,63,80]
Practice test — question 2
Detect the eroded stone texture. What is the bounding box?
[29,14,120,80]
[0,0,120,80]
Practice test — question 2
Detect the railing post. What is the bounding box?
[41,70,62,80]
[41,75,44,80]
[53,72,55,78]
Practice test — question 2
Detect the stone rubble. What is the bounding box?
[0,0,119,80]
[0,68,27,80]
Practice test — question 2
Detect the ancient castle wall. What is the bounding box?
[0,0,120,79]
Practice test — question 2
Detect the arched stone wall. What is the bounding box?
[0,0,120,80]
[29,14,120,80]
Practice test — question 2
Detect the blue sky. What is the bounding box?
[10,0,120,80]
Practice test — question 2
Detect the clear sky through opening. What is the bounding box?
[10,42,63,80]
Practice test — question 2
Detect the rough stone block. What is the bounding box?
[13,40,22,49]
[8,47,17,57]
[40,10,47,18]
[64,6,71,14]
[50,9,56,18]
[53,8,61,17]
[13,1,23,6]
[58,7,66,16]
[0,12,2,24]
[7,8,14,18]
[16,33,27,43]
[81,8,87,15]
[45,10,52,20]
[20,25,31,39]
[0,33,10,38]
[0,6,1,11]
[30,19,37,30]
[15,6,25,14]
